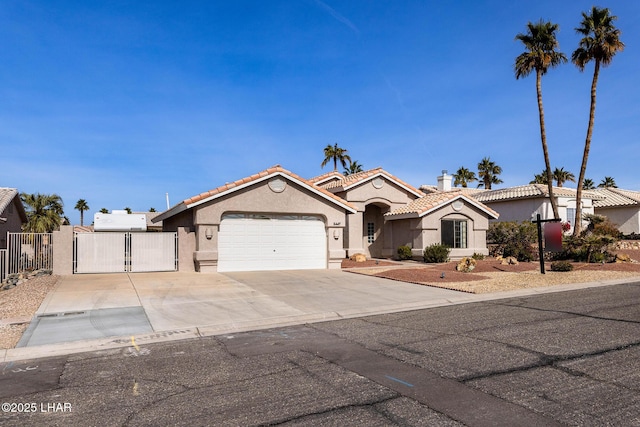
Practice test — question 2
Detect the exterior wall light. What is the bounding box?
[205,228,213,239]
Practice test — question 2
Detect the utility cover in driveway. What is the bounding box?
[218,214,327,272]
[17,307,153,347]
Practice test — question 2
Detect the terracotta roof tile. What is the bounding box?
[471,184,605,203]
[386,191,499,218]
[307,170,344,184]
[593,188,640,208]
[182,165,356,212]
[320,167,425,197]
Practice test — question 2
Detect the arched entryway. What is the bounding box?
[363,202,390,258]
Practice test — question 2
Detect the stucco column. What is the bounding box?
[327,226,346,269]
[52,225,73,275]
[177,227,196,272]
[346,210,365,256]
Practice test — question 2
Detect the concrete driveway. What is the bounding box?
[19,270,470,348]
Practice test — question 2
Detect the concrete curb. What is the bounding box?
[2,277,639,363]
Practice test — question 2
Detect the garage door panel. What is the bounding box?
[218,215,327,272]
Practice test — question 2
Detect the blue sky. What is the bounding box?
[1,1,639,225]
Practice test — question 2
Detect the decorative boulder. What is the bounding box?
[349,253,367,263]
[501,256,519,265]
[616,253,632,263]
[456,257,477,273]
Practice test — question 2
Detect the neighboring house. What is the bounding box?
[593,188,640,234]
[0,188,27,249]
[153,165,499,272]
[470,184,605,232]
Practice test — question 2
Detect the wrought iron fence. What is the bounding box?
[5,232,53,276]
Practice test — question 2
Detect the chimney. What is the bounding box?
[437,170,452,191]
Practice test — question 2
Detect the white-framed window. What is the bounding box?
[441,219,467,248]
[367,222,375,243]
[566,208,576,226]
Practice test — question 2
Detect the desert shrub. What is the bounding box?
[472,252,485,260]
[560,215,620,263]
[488,221,538,262]
[423,244,450,263]
[397,245,413,260]
[550,261,573,272]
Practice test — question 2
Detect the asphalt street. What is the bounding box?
[2,282,640,426]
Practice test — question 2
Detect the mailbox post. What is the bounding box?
[533,214,562,274]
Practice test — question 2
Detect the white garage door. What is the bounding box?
[218,214,327,272]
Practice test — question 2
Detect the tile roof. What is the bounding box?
[154,165,357,222]
[385,191,499,219]
[471,184,605,203]
[0,188,18,214]
[307,170,344,185]
[0,188,27,222]
[320,167,425,197]
[593,188,640,208]
[419,185,487,196]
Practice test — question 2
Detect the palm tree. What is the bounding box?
[99,208,109,214]
[149,207,157,212]
[75,199,90,226]
[571,6,624,235]
[553,167,576,187]
[530,170,549,185]
[515,20,567,219]
[20,193,65,233]
[343,160,364,176]
[477,157,503,190]
[583,178,596,190]
[124,207,132,214]
[321,143,352,171]
[598,176,617,188]
[453,167,477,188]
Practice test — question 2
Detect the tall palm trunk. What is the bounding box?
[573,61,600,236]
[536,69,559,220]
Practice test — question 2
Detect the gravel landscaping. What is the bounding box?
[0,274,59,349]
[345,253,640,294]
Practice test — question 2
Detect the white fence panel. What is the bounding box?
[6,233,53,274]
[130,233,177,272]
[0,249,6,282]
[75,232,126,273]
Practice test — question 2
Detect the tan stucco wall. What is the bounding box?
[595,207,640,234]
[389,202,491,260]
[177,226,196,272]
[189,178,349,271]
[340,178,420,258]
[53,225,74,275]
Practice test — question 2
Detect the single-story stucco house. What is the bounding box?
[152,165,499,272]
[593,188,640,235]
[468,184,605,232]
[0,188,27,249]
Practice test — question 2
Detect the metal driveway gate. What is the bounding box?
[74,232,177,273]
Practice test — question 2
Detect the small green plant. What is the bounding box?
[423,244,450,263]
[397,245,413,260]
[472,252,485,260]
[550,261,574,272]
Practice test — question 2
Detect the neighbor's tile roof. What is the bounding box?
[320,167,424,196]
[0,188,18,214]
[385,191,499,219]
[593,188,640,208]
[182,165,357,211]
[0,187,27,223]
[471,184,605,203]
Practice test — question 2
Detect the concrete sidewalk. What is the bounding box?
[3,270,638,362]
